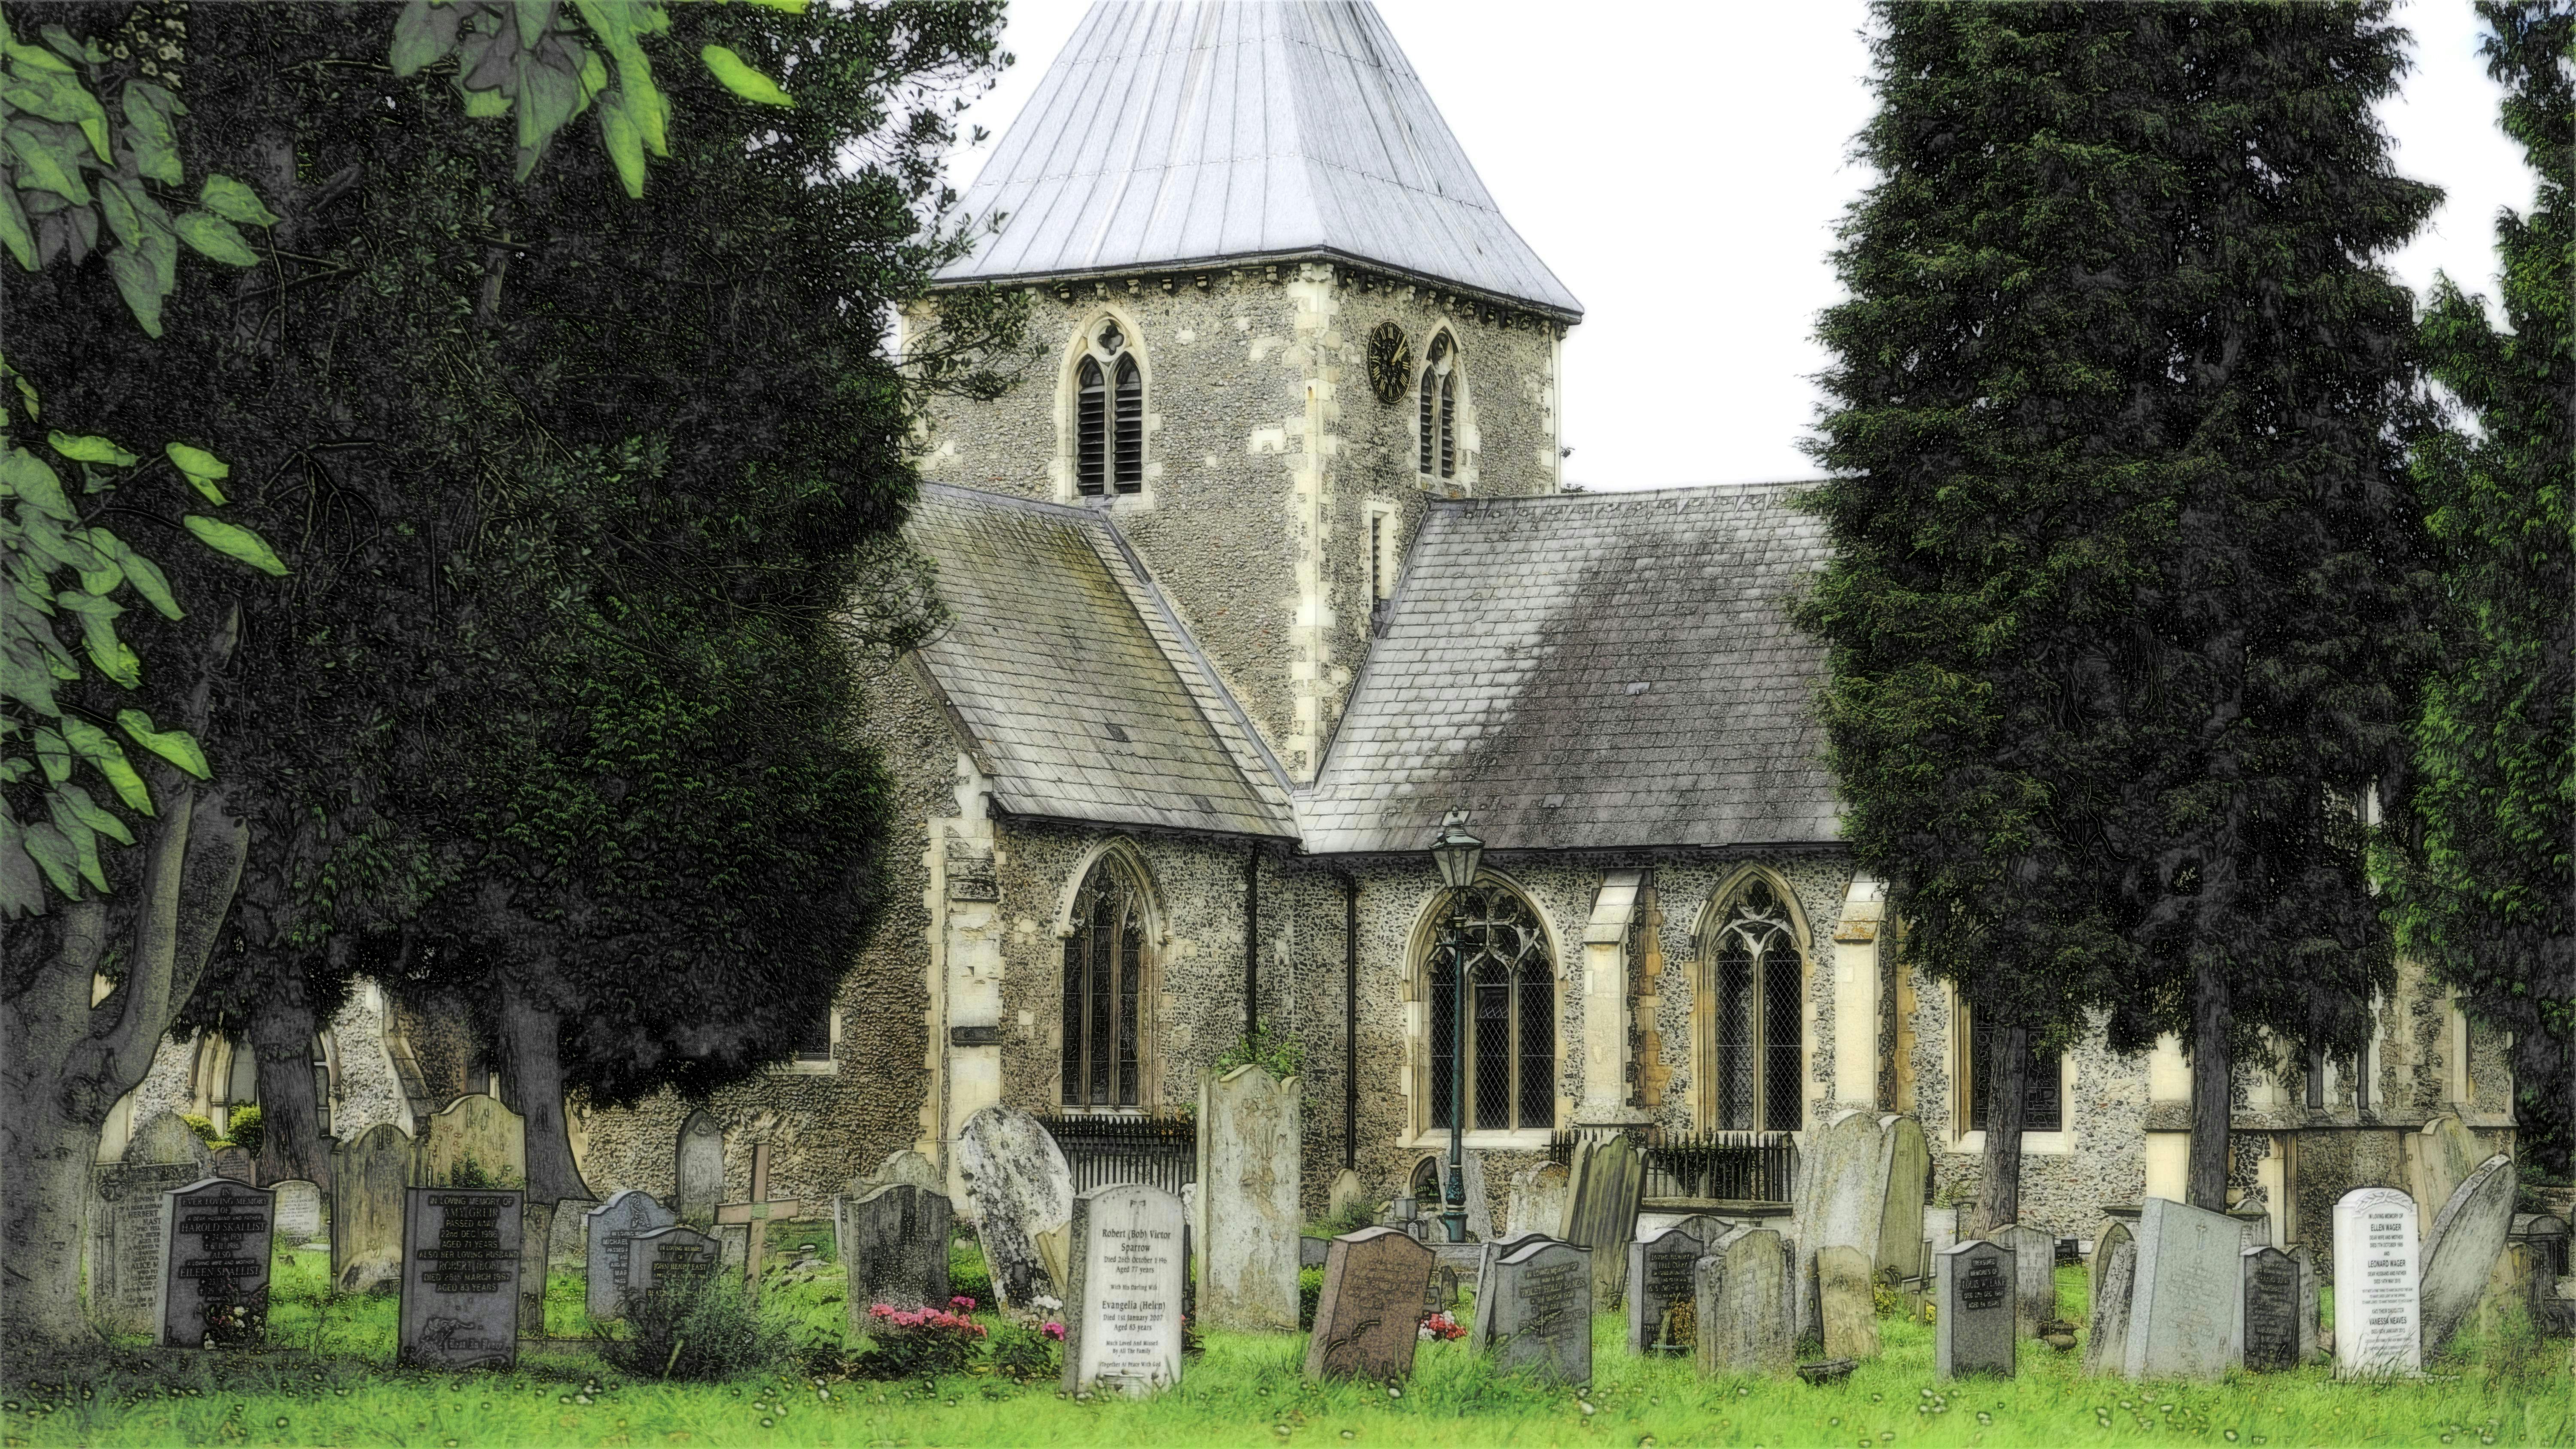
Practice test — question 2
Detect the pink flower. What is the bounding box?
[1042,1322,1066,1341]
[949,1296,977,1311]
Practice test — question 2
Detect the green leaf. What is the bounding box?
[459,83,510,119]
[95,174,140,247]
[47,431,135,467]
[31,727,72,784]
[6,119,94,204]
[700,45,791,107]
[742,0,810,11]
[59,591,137,688]
[514,0,556,52]
[120,82,182,185]
[55,782,133,846]
[198,174,278,228]
[60,716,150,812]
[118,708,210,779]
[19,819,83,898]
[44,795,108,891]
[173,210,259,267]
[182,514,287,576]
[0,183,34,270]
[3,66,109,156]
[1,652,60,715]
[0,442,74,519]
[88,527,180,619]
[597,93,646,197]
[106,246,165,336]
[389,0,463,76]
[164,442,229,503]
[4,39,73,73]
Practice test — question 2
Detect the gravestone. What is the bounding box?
[1194,1064,1301,1331]
[628,1225,720,1294]
[413,1094,525,1188]
[87,1113,215,1333]
[2407,1115,2486,1238]
[1481,1240,1592,1385]
[2333,1185,2422,1377]
[1300,1236,1330,1269]
[1989,1224,2056,1335]
[398,1187,521,1369]
[957,1105,1074,1308]
[2123,1197,2243,1380]
[1693,1225,1792,1376]
[1625,1226,1705,1354]
[1788,1109,1895,1339]
[273,1180,324,1245]
[1874,1115,1930,1282]
[2420,1153,2517,1357]
[1428,1263,1460,1314]
[1472,1231,1555,1344]
[2089,1220,2133,1316]
[859,1149,945,1198]
[1934,1240,2015,1379]
[155,1178,274,1348]
[1304,1226,1436,1381]
[2082,1231,2137,1375]
[2291,1244,2321,1362]
[1062,1183,1186,1397]
[839,1183,954,1334]
[329,1122,412,1293]
[1817,1243,1880,1360]
[208,1146,255,1184]
[1510,1161,1571,1239]
[1328,1168,1369,1224]
[1558,1133,1646,1309]
[675,1110,725,1225]
[583,1189,677,1321]
[2241,1246,2299,1370]
[1923,1204,1959,1263]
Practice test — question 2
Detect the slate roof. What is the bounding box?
[1299,484,1840,855]
[904,486,1297,839]
[932,0,1581,319]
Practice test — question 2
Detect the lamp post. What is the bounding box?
[1428,816,1484,1245]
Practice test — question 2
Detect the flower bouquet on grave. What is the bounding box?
[1418,1312,1465,1342]
[853,1303,990,1380]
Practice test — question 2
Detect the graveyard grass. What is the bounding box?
[7,1246,2566,1448]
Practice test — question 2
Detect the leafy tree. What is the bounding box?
[2386,1,2573,1177]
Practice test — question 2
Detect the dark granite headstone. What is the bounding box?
[155,1179,273,1348]
[1304,1226,1435,1382]
[1934,1240,2014,1379]
[839,1183,954,1334]
[398,1187,520,1369]
[583,1189,677,1321]
[1482,1240,1592,1385]
[1627,1226,1705,1354]
[2240,1245,2298,1370]
[2290,1244,2321,1362]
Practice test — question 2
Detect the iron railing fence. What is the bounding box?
[1545,1126,1798,1204]
[1036,1112,1196,1196]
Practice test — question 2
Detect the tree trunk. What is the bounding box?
[2186,957,2233,1210]
[494,979,588,1207]
[1971,1017,2030,1237]
[246,970,331,1190]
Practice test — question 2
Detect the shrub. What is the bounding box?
[850,1304,988,1381]
[948,1234,993,1304]
[1322,1200,1376,1236]
[179,1113,220,1145]
[595,1279,798,1381]
[990,1320,1063,1382]
[1298,1266,1324,1329]
[223,1105,264,1157]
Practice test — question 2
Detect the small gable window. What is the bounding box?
[1073,321,1145,497]
[1417,332,1458,480]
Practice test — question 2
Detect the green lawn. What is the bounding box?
[5,1241,2565,1448]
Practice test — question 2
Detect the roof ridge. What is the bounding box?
[1435,480,1829,509]
[917,481,1120,525]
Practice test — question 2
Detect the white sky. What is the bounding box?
[943,2,2532,491]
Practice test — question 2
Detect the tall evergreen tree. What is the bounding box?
[2388,1,2573,1176]
[1805,2,2437,1219]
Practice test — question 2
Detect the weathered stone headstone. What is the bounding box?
[1991,1224,2057,1336]
[398,1187,520,1369]
[1874,1115,1930,1282]
[2123,1197,2243,1380]
[1300,1236,1330,1269]
[1472,1231,1555,1344]
[2407,1115,2486,1238]
[1510,1161,1571,1239]
[1482,1240,1592,1385]
[1934,1240,2015,1379]
[1923,1204,1959,1262]
[2333,1185,2422,1378]
[1693,1225,1792,1376]
[2421,1153,2517,1358]
[2082,1232,2137,1375]
[1328,1168,1370,1225]
[208,1146,255,1184]
[1429,1263,1461,1313]
[413,1095,525,1188]
[675,1110,725,1225]
[1817,1243,1880,1360]
[1305,1227,1436,1381]
[858,1148,944,1199]
[2291,1244,2321,1362]
[87,1113,215,1333]
[628,1225,720,1294]
[1062,1183,1186,1397]
[1559,1133,1646,1309]
[2089,1220,2133,1316]
[1626,1226,1705,1354]
[155,1178,273,1348]
[1460,1149,1495,1242]
[583,1188,677,1321]
[956,1105,1074,1308]
[2241,1246,2299,1370]
[1194,1064,1301,1331]
[1788,1109,1897,1339]
[839,1183,954,1335]
[329,1122,411,1293]
[273,1180,324,1245]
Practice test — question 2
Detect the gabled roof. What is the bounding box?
[933,1,1581,320]
[904,486,1297,840]
[1299,485,1840,855]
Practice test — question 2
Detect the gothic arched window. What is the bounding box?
[1416,331,1458,480]
[1060,855,1150,1107]
[1072,321,1145,497]
[1707,877,1804,1131]
[1427,880,1554,1131]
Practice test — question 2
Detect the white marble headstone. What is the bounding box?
[1062,1184,1186,1396]
[2333,1186,2420,1378]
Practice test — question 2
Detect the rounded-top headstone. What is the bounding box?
[1063,1183,1187,1397]
[2333,1185,2420,1379]
[675,1110,725,1225]
[957,1105,1075,1308]
[2421,1154,2517,1358]
[1304,1226,1436,1382]
[584,1188,679,1321]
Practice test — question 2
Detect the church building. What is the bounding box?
[107,0,2513,1259]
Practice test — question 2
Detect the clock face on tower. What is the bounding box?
[1367,321,1412,405]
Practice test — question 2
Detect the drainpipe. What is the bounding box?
[1244,843,1261,1043]
[1344,873,1360,1170]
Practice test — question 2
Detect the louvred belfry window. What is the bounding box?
[1428,882,1555,1131]
[1417,332,1458,480]
[1073,322,1145,497]
[1710,879,1803,1131]
[1060,858,1148,1107]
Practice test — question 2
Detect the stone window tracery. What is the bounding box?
[1061,854,1150,1108]
[1426,880,1554,1132]
[1072,321,1144,496]
[1706,877,1803,1132]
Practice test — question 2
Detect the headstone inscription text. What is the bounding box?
[88,1113,212,1334]
[1304,1227,1436,1382]
[1935,1240,2015,1379]
[2241,1246,2298,1370]
[1485,1241,1592,1385]
[629,1225,720,1294]
[156,1179,274,1348]
[398,1188,522,1369]
[1626,1227,1704,1354]
[2333,1186,2421,1379]
[1063,1184,1186,1397]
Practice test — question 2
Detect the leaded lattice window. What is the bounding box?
[1060,859,1147,1107]
[1072,322,1143,496]
[1965,1011,2062,1132]
[1710,879,1803,1131]
[1428,882,1554,1131]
